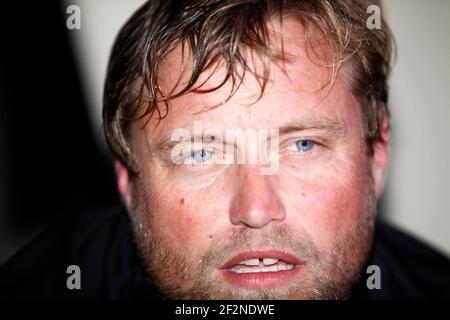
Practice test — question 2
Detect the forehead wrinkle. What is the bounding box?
[156,20,318,110]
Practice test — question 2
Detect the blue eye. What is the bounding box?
[294,140,315,152]
[192,149,213,163]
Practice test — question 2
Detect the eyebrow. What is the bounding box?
[150,118,345,155]
[278,119,346,137]
[151,133,224,155]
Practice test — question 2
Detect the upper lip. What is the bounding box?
[220,249,303,270]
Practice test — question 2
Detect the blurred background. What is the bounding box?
[0,0,449,265]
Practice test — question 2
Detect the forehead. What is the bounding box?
[138,18,360,138]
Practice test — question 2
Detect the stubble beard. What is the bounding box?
[128,178,377,300]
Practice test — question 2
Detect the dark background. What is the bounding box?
[0,1,118,264]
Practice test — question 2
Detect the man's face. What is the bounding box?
[119,20,388,299]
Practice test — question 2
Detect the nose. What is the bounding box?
[229,166,286,228]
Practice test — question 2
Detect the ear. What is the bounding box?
[371,109,390,199]
[115,160,133,211]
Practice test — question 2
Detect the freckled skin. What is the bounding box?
[118,19,389,299]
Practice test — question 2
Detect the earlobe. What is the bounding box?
[115,160,132,210]
[372,110,390,199]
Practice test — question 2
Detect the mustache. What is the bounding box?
[200,224,321,270]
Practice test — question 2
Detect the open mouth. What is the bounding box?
[229,257,295,273]
[220,250,303,288]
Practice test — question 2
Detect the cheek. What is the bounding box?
[144,184,221,260]
[279,156,371,251]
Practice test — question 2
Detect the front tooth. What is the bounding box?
[229,263,295,274]
[240,258,260,266]
[262,258,278,265]
[277,264,287,271]
[265,265,278,272]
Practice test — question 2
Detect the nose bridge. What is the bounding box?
[229,165,286,228]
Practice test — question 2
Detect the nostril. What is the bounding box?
[228,174,286,228]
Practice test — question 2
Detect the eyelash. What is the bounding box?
[188,149,214,164]
[286,139,317,153]
[177,138,323,167]
[179,148,221,166]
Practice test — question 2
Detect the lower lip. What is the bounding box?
[221,264,302,289]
